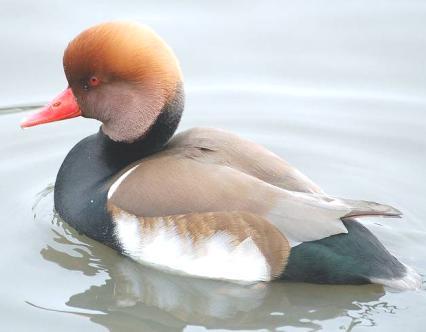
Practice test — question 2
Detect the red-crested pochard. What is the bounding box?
[21,22,421,289]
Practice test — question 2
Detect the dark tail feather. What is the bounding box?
[281,219,421,290]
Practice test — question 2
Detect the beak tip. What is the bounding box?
[19,117,32,128]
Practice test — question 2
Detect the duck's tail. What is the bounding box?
[340,198,402,219]
[281,218,422,291]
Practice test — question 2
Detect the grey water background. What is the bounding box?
[1,0,426,331]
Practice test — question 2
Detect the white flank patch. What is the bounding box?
[113,210,271,283]
[107,165,139,199]
[370,264,423,291]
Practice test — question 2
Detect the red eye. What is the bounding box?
[89,76,100,87]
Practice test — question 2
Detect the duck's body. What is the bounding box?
[22,22,421,289]
[55,124,413,286]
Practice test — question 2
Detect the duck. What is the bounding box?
[21,21,421,290]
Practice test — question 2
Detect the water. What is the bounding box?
[1,1,426,331]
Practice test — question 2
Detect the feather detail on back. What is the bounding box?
[168,127,324,194]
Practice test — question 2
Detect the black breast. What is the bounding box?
[54,84,184,249]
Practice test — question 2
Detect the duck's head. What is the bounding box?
[21,21,184,143]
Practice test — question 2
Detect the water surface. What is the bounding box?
[1,1,426,331]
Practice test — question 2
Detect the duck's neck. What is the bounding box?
[54,85,184,248]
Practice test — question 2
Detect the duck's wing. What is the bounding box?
[167,127,324,194]
[109,204,290,282]
[107,149,399,247]
[166,127,402,221]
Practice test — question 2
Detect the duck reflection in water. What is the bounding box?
[28,187,396,332]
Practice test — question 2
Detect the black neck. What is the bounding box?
[54,84,184,249]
